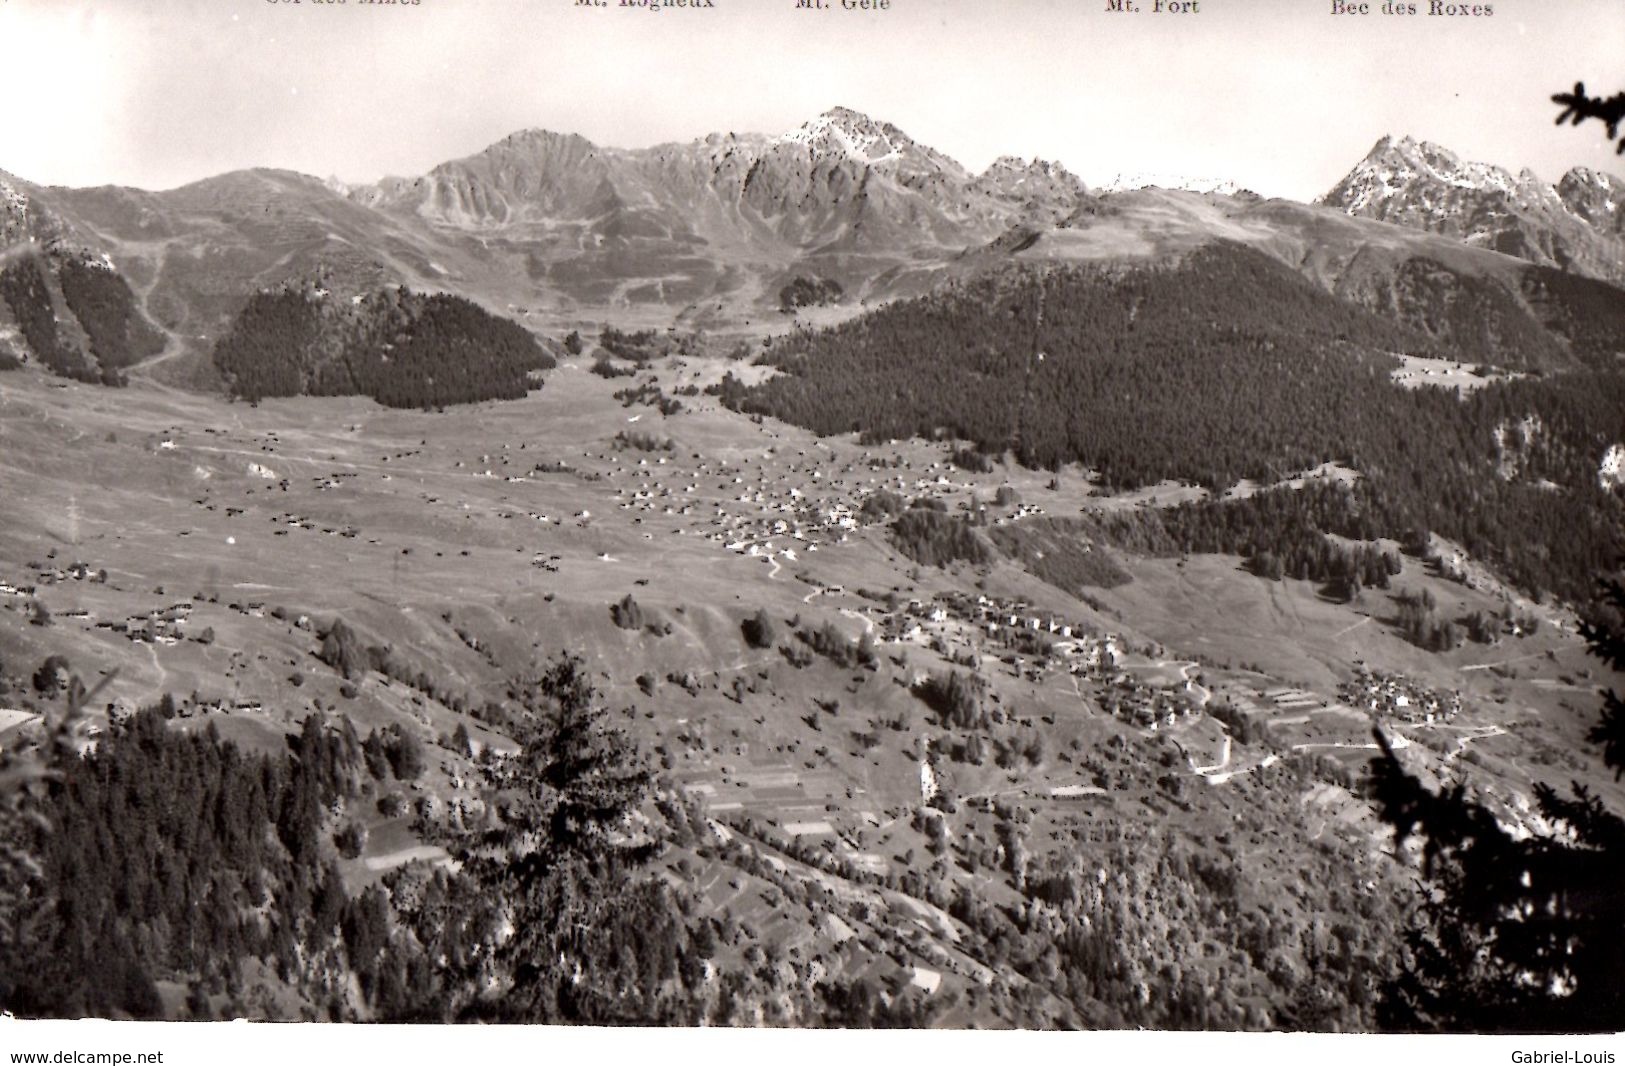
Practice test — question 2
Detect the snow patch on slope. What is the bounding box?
[1100,173,1241,196]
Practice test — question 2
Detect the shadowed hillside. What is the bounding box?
[722,241,1625,603]
[0,249,162,385]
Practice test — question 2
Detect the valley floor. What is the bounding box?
[1,362,1617,1027]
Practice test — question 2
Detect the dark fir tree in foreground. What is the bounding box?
[0,670,108,976]
[440,655,697,1023]
[1372,572,1625,1032]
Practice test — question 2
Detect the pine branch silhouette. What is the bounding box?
[1551,82,1625,154]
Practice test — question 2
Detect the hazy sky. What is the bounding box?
[1,0,1620,201]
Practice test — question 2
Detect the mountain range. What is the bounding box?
[1,108,1622,391]
[1318,134,1625,285]
[4,110,1625,1031]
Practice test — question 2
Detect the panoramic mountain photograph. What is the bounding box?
[0,0,1622,1055]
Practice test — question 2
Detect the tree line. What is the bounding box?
[721,243,1625,605]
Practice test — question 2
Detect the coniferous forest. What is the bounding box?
[722,242,1625,605]
[0,661,723,1022]
[0,658,1419,1029]
[55,256,166,371]
[0,257,116,385]
[0,252,159,385]
[213,285,554,408]
[0,659,993,1025]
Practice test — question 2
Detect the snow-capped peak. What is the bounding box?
[984,156,1074,179]
[1559,166,1625,210]
[1099,172,1240,196]
[1318,136,1625,285]
[774,107,911,164]
[1563,167,1622,196]
[1322,135,1552,212]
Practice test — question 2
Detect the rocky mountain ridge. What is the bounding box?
[1320,135,1625,284]
[2,114,1623,389]
[350,108,1092,252]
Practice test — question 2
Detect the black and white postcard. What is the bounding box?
[0,0,1622,1059]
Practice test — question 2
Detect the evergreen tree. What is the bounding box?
[454,655,662,1021]
[1372,571,1625,1032]
[741,608,778,649]
[319,617,369,680]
